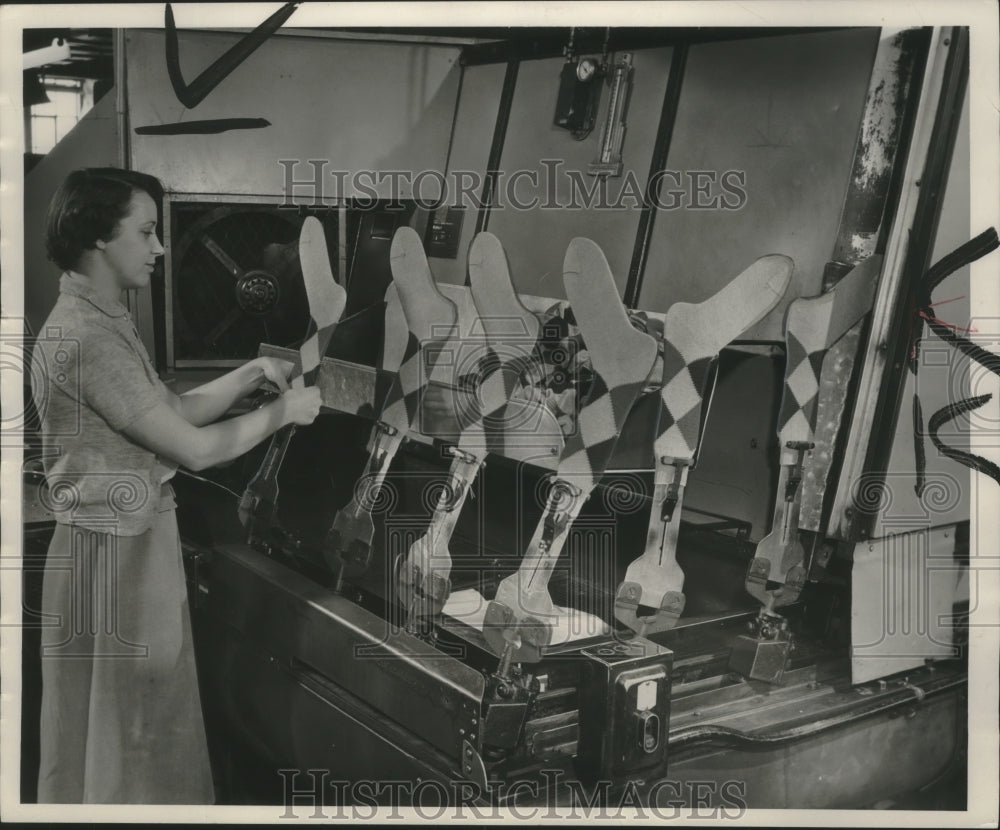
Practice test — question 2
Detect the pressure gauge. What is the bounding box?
[576,57,598,82]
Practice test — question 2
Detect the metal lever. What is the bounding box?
[540,479,582,553]
[779,440,813,545]
[614,457,689,635]
[439,446,480,512]
[328,420,402,593]
[659,457,688,524]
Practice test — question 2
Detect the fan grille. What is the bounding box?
[170,203,340,362]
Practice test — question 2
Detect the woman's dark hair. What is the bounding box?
[44,168,165,271]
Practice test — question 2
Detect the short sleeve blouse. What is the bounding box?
[31,271,177,536]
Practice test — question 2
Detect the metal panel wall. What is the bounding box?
[126,29,461,198]
[638,28,880,341]
[851,525,964,684]
[484,49,674,298]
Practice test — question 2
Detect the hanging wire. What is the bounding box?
[177,468,242,501]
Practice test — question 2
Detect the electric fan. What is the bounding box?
[169,202,338,364]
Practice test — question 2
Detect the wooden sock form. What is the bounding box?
[615,254,793,635]
[483,238,659,664]
[325,227,459,587]
[746,255,882,611]
[398,232,541,626]
[239,216,347,532]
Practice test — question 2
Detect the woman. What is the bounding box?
[30,167,322,804]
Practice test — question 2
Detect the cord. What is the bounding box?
[176,468,242,501]
[25,467,244,504]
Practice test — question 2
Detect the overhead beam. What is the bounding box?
[460,26,856,66]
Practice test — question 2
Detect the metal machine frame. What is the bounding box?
[169,24,974,809]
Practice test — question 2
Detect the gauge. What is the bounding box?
[576,57,598,83]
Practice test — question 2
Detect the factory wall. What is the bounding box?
[637,28,879,341]
[125,30,462,198]
[436,28,880,342]
[23,90,120,335]
[123,29,462,366]
[426,61,506,286]
[430,48,675,296]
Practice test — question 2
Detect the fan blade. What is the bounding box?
[201,233,245,279]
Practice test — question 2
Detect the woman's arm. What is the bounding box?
[173,357,293,426]
[125,384,322,472]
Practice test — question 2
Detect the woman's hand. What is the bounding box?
[252,357,296,392]
[280,386,323,426]
[174,357,296,426]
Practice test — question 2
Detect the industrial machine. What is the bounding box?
[166,26,978,810]
[173,237,971,808]
[20,21,985,813]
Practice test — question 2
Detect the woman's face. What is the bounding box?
[99,190,165,289]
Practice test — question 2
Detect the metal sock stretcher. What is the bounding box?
[482,237,659,664]
[325,228,459,589]
[614,254,793,635]
[397,232,542,627]
[746,255,882,611]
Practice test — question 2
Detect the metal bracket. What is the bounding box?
[460,739,490,793]
[729,610,793,683]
